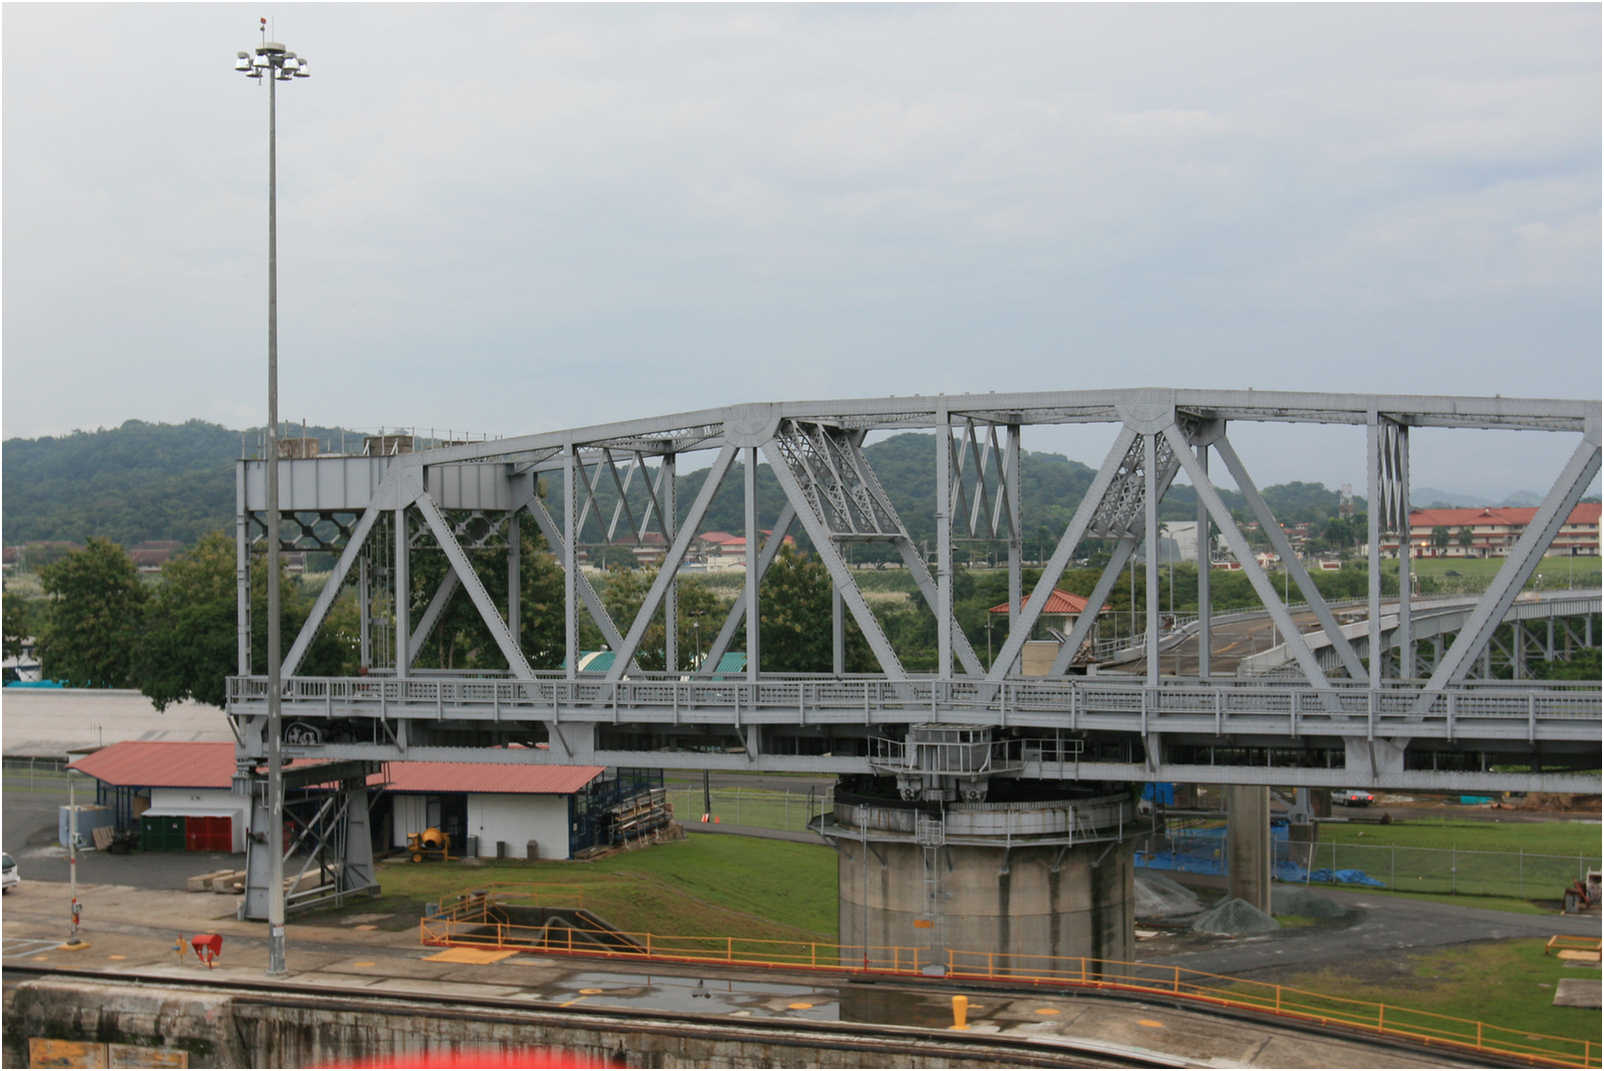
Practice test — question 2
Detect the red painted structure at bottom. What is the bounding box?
[190,934,222,968]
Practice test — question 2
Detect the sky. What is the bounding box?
[3,4,1600,500]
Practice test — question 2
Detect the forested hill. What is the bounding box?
[2,419,344,546]
[5,419,1364,551]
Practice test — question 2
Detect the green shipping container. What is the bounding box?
[140,814,185,852]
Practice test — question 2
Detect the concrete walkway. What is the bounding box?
[3,878,1466,1069]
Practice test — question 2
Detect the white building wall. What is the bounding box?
[466,794,570,860]
[149,787,250,852]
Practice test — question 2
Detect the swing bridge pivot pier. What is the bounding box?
[224,388,1599,950]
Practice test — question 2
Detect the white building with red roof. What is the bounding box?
[1384,503,1600,559]
[68,741,615,860]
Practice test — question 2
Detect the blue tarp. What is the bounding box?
[1137,826,1387,888]
[1142,782,1176,806]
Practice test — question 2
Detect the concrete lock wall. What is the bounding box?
[4,978,1029,1069]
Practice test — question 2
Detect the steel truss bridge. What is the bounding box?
[228,388,1602,794]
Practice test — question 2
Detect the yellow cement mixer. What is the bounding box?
[406,827,451,863]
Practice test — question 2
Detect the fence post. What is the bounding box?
[1519,849,1523,899]
[1451,847,1456,895]
[1173,966,1180,994]
[727,936,733,963]
[1391,845,1395,890]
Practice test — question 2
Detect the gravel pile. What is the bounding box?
[1190,896,1280,936]
[1135,873,1206,919]
[1271,888,1348,920]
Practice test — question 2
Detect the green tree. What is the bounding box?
[133,531,240,709]
[758,547,873,673]
[2,587,43,660]
[1431,526,1450,555]
[134,530,357,709]
[599,567,729,672]
[1457,527,1474,554]
[36,537,147,687]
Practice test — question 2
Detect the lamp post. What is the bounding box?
[236,21,309,979]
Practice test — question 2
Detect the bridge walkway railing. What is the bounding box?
[228,673,1602,743]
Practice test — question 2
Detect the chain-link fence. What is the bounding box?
[665,785,833,834]
[1137,828,1599,900]
[1283,840,1598,899]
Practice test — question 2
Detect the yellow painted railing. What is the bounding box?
[1546,934,1603,956]
[420,885,1599,1069]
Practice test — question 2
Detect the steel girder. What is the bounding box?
[231,388,1601,793]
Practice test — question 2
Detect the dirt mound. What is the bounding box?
[1135,873,1205,919]
[1519,793,1602,813]
[1191,896,1280,936]
[1271,888,1348,920]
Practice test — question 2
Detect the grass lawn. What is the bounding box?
[1237,938,1601,1062]
[1319,818,1602,856]
[1306,819,1599,903]
[1387,554,1602,594]
[314,834,840,942]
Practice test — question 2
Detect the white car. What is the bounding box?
[1333,788,1375,807]
[2,852,19,893]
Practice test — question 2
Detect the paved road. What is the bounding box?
[1137,879,1601,981]
[1107,609,1335,676]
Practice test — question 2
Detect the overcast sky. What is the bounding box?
[3,4,1599,498]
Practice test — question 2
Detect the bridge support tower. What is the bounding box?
[815,726,1136,975]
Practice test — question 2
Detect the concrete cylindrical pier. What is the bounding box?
[825,778,1135,971]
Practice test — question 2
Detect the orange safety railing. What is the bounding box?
[944,949,1598,1068]
[420,887,1600,1069]
[1546,935,1603,956]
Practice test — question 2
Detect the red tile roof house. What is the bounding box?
[68,741,610,860]
[987,589,1114,673]
[694,530,796,568]
[986,589,1112,636]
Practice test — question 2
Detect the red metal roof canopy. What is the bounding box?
[987,589,1109,616]
[68,741,605,795]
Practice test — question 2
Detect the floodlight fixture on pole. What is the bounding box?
[236,18,310,979]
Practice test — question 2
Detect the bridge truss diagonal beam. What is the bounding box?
[1164,422,1337,695]
[695,503,798,678]
[1215,433,1368,681]
[605,446,738,682]
[763,439,912,686]
[415,494,536,680]
[898,536,985,677]
[948,419,1018,541]
[1420,434,1602,697]
[281,503,383,680]
[987,425,1139,683]
[1047,430,1188,678]
[516,485,627,656]
[407,569,463,667]
[1048,537,1138,677]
